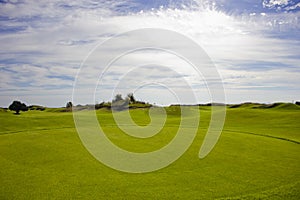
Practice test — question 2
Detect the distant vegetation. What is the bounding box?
[5,97,300,114]
[28,105,46,111]
[74,93,152,111]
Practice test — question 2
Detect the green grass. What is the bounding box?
[0,105,299,199]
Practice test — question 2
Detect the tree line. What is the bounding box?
[8,93,150,114]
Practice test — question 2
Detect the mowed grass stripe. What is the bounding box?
[0,127,75,135]
[223,129,300,144]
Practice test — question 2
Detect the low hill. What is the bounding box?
[229,102,263,109]
[28,105,46,111]
[229,102,300,110]
[257,102,300,110]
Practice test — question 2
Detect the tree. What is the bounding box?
[112,94,123,102]
[127,93,136,104]
[66,101,73,108]
[9,100,28,114]
[112,94,129,111]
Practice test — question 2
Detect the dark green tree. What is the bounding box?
[66,101,73,108]
[113,94,123,102]
[9,101,28,114]
[127,93,136,104]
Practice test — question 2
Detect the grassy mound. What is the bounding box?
[28,105,46,111]
[269,103,299,110]
[229,102,262,109]
[0,107,8,112]
[255,102,300,110]
[229,102,300,110]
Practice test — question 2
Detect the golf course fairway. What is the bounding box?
[0,104,299,199]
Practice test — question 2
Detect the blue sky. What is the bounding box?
[0,0,300,107]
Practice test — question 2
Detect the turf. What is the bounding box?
[0,105,299,199]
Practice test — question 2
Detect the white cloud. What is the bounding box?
[0,0,299,106]
[263,0,290,8]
